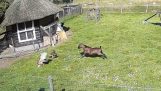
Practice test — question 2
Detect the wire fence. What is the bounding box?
[81,2,161,13]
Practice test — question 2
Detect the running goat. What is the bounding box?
[78,43,107,59]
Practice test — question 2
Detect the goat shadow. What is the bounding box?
[79,52,107,59]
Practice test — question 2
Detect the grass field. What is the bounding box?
[1,13,161,91]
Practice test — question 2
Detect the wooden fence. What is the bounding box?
[59,4,82,18]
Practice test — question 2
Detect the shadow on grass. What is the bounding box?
[105,86,126,91]
[38,88,45,91]
[150,22,161,26]
[61,87,125,91]
[79,52,107,59]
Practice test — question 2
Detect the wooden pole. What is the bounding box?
[80,4,83,14]
[53,34,56,46]
[11,37,15,53]
[49,27,54,47]
[159,13,161,22]
[146,4,149,13]
[38,42,40,51]
[48,76,54,91]
[32,38,35,51]
[121,4,123,13]
[144,13,157,21]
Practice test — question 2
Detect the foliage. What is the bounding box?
[0,26,5,34]
[1,13,161,90]
[0,0,12,13]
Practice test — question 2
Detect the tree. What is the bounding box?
[0,0,13,24]
[0,0,13,13]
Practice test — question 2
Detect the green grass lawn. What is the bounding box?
[1,13,161,91]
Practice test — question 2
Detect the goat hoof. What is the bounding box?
[102,57,107,59]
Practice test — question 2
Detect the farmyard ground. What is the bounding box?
[1,13,161,91]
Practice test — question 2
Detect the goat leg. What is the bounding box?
[81,53,85,58]
[102,53,107,59]
[80,52,85,58]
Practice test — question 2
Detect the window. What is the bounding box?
[17,21,36,42]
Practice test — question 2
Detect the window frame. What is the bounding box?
[17,21,36,43]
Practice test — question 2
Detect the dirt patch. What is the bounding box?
[0,58,16,69]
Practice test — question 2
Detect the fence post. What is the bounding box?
[49,27,54,47]
[80,4,83,14]
[121,7,123,13]
[32,38,36,51]
[146,4,149,13]
[48,76,54,91]
[109,3,114,12]
[120,4,123,13]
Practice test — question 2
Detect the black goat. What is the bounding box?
[78,43,107,59]
[61,22,70,32]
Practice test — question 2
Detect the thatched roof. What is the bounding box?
[2,0,62,26]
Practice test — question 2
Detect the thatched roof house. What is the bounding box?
[2,0,63,52]
[2,0,62,26]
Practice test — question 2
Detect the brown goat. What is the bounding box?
[78,43,107,59]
